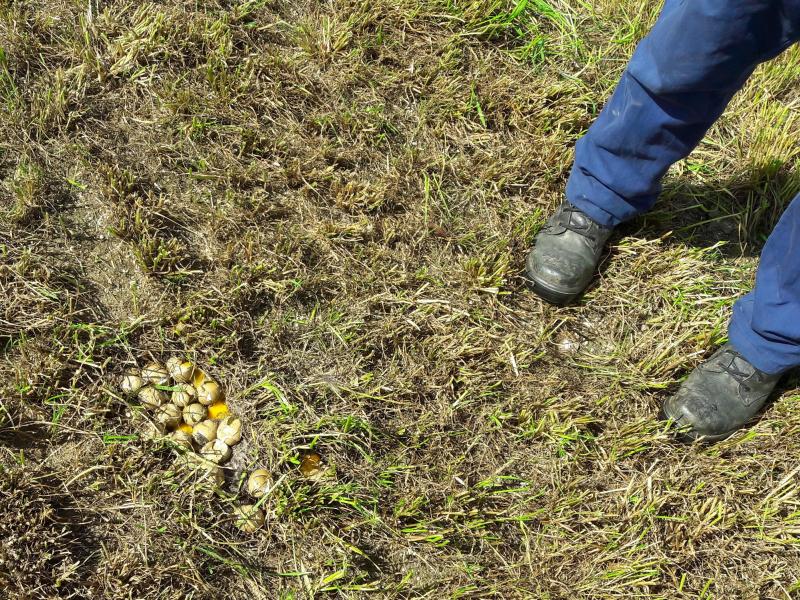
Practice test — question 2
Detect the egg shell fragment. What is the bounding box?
[169,429,193,450]
[200,439,231,464]
[192,419,218,446]
[142,362,170,386]
[234,504,265,533]
[167,357,195,383]
[138,386,167,409]
[171,383,196,408]
[247,469,272,498]
[217,415,242,446]
[155,403,182,429]
[197,380,223,406]
[121,371,145,395]
[183,403,208,426]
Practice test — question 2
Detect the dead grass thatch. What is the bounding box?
[3,0,800,598]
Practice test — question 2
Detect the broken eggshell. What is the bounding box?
[168,429,193,450]
[216,415,242,446]
[155,403,182,429]
[247,469,272,498]
[200,439,231,464]
[142,362,170,386]
[140,419,166,440]
[137,386,167,410]
[167,357,195,384]
[177,453,225,490]
[192,419,218,446]
[183,403,208,426]
[197,380,223,406]
[120,370,145,395]
[171,383,196,408]
[234,504,265,533]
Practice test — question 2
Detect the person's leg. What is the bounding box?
[729,192,800,374]
[662,196,800,442]
[567,0,800,228]
[528,0,800,305]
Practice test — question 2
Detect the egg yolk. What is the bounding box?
[192,368,206,388]
[208,402,228,419]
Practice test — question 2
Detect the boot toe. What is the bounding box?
[662,344,782,444]
[662,385,733,442]
[525,246,591,293]
[524,203,612,305]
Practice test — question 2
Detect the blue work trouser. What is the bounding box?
[566,0,800,374]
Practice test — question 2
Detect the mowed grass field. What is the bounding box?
[3,0,800,597]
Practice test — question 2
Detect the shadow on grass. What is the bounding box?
[623,167,800,258]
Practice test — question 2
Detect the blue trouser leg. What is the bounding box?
[566,0,800,228]
[564,0,800,373]
[729,194,800,374]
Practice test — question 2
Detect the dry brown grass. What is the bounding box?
[2,0,800,598]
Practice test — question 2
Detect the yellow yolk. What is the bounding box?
[208,402,229,419]
[300,452,322,477]
[192,369,206,388]
[178,423,193,434]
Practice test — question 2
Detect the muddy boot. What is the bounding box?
[525,202,613,305]
[661,343,782,443]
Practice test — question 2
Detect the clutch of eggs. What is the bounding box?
[119,358,244,474]
[123,357,297,537]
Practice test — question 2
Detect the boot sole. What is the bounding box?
[527,278,580,306]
